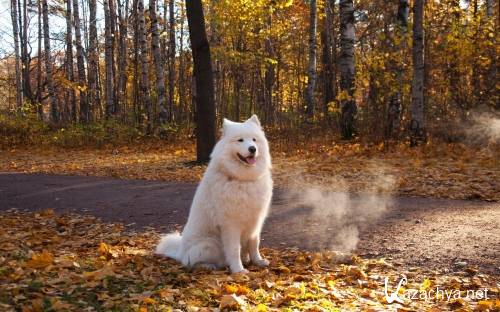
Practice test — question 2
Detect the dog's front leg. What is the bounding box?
[241,240,250,265]
[221,226,247,273]
[248,234,269,267]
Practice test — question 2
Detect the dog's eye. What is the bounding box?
[238,139,243,142]
[253,138,256,142]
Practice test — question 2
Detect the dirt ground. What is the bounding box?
[2,172,498,275]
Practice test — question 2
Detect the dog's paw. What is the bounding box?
[231,268,249,274]
[253,258,270,267]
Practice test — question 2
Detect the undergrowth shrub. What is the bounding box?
[0,116,149,148]
[0,115,50,147]
[50,120,144,147]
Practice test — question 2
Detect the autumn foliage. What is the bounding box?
[1,209,498,311]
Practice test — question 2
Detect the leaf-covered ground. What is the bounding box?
[0,141,498,201]
[1,209,498,312]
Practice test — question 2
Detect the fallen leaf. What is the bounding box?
[26,250,54,269]
[220,294,246,310]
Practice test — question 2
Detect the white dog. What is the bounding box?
[155,115,273,273]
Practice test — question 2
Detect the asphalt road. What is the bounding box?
[1,172,498,273]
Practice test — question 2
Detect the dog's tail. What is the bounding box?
[155,232,182,260]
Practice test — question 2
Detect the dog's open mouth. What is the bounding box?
[237,153,256,165]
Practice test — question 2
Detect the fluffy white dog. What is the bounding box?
[155,115,273,273]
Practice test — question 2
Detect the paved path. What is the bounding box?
[1,172,498,273]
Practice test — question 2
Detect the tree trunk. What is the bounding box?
[21,0,32,104]
[104,0,115,117]
[86,0,99,122]
[486,0,494,16]
[10,0,23,111]
[73,0,88,122]
[485,0,496,108]
[178,1,186,121]
[186,0,216,162]
[109,0,117,107]
[117,0,129,118]
[42,0,58,122]
[168,0,176,121]
[65,0,76,121]
[36,0,43,119]
[138,0,153,131]
[264,14,275,124]
[132,0,141,124]
[339,0,356,139]
[397,0,409,28]
[321,0,335,118]
[150,0,168,124]
[410,0,426,146]
[233,36,243,121]
[387,0,409,139]
[305,0,317,119]
[449,0,464,115]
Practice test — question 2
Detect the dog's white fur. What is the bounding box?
[155,115,272,273]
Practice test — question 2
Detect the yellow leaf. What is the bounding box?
[256,303,267,312]
[98,242,111,256]
[223,283,250,295]
[224,284,239,294]
[420,278,431,291]
[26,250,54,269]
[276,265,290,273]
[143,297,156,304]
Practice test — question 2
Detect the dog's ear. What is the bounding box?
[221,118,234,136]
[246,114,261,127]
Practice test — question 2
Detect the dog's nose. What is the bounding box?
[248,146,256,154]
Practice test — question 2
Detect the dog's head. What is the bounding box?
[210,115,271,181]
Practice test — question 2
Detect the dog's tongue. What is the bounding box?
[246,156,256,165]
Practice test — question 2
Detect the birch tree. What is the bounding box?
[305,0,317,119]
[21,0,32,103]
[339,0,356,139]
[86,0,99,122]
[186,0,216,162]
[150,0,168,124]
[410,0,426,146]
[168,0,176,121]
[486,0,494,16]
[485,0,496,107]
[321,0,335,117]
[386,0,409,138]
[65,0,76,120]
[137,0,153,131]
[73,0,88,121]
[36,0,43,119]
[264,13,275,124]
[42,0,58,122]
[104,0,115,116]
[10,0,23,110]
[117,0,129,115]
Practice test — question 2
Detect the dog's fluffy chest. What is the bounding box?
[209,173,272,226]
